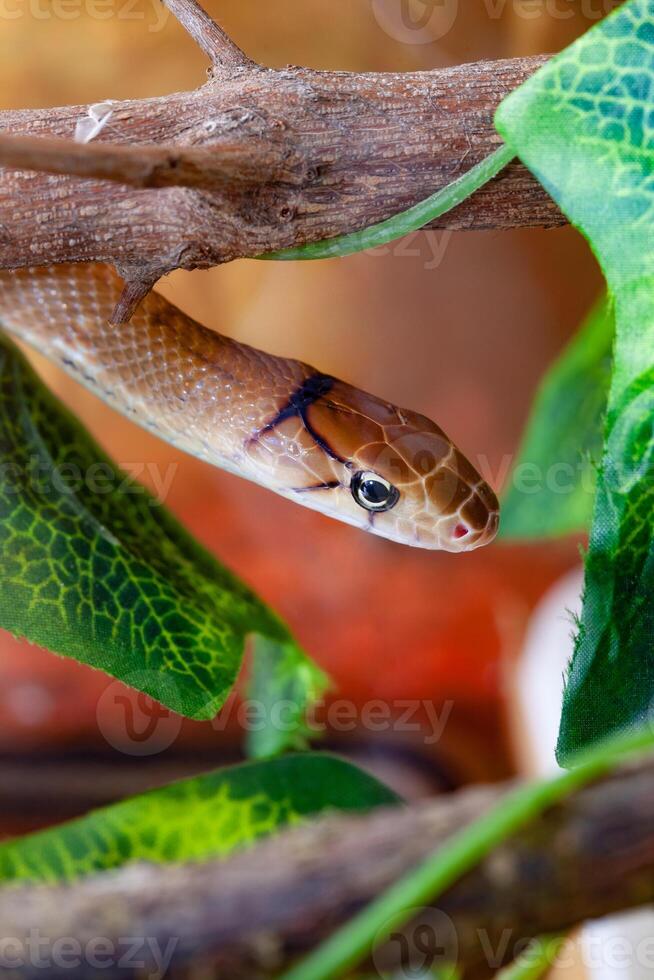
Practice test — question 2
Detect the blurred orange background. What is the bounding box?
[0,0,604,825]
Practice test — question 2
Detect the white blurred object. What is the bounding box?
[516,565,583,777]
[74,102,115,144]
[515,566,654,980]
[583,911,654,980]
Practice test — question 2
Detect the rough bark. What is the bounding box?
[0,55,560,291]
[1,759,652,979]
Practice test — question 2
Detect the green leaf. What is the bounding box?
[495,0,654,762]
[0,334,326,723]
[245,635,329,759]
[500,296,613,540]
[0,753,399,885]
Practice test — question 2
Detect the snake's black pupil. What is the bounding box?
[351,471,399,512]
[361,480,390,504]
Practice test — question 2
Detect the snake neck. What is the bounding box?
[0,264,313,483]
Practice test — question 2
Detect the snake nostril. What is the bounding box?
[454,523,470,540]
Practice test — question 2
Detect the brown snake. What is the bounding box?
[0,264,499,551]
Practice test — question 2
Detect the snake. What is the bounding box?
[0,264,499,552]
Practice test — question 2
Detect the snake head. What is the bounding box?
[245,372,499,552]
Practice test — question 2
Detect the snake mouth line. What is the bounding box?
[292,481,342,493]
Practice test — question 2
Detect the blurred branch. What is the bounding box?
[2,757,652,979]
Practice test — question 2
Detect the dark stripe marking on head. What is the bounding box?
[247,373,348,464]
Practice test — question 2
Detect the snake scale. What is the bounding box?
[0,264,499,551]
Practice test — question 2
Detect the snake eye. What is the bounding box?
[351,471,400,512]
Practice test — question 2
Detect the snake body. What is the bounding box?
[0,264,499,551]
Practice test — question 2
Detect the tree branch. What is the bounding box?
[162,0,252,68]
[0,55,559,286]
[1,758,652,979]
[0,134,296,189]
[110,275,159,323]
